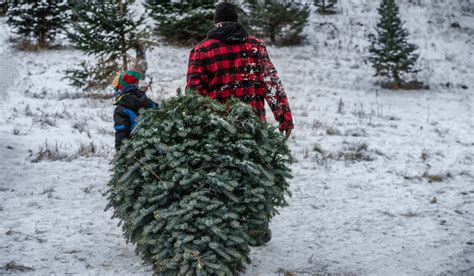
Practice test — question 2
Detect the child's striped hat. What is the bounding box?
[112,69,142,91]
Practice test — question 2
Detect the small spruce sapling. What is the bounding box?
[314,0,338,15]
[7,0,69,48]
[145,0,215,45]
[66,0,149,90]
[243,0,310,45]
[368,0,419,89]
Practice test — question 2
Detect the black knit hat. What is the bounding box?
[214,3,239,23]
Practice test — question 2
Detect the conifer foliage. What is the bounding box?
[66,0,149,90]
[145,0,215,45]
[0,1,8,16]
[368,0,419,87]
[243,0,310,45]
[7,0,69,48]
[106,93,292,274]
[313,0,337,15]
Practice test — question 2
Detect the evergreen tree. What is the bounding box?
[314,0,337,14]
[368,0,419,87]
[106,92,292,274]
[66,0,149,90]
[243,0,310,45]
[0,1,8,16]
[7,0,69,48]
[145,0,215,45]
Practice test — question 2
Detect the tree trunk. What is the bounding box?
[119,0,128,70]
[38,31,47,48]
[392,69,402,89]
[269,29,276,44]
[135,42,148,74]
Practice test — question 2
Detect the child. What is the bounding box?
[112,69,157,150]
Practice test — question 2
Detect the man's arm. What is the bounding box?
[261,45,294,136]
[186,47,209,95]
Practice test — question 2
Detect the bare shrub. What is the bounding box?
[34,116,56,128]
[40,184,56,198]
[400,211,419,218]
[82,184,95,194]
[97,127,114,135]
[31,141,72,163]
[76,142,97,157]
[311,143,331,166]
[15,39,43,51]
[97,109,113,122]
[422,172,448,183]
[381,80,429,90]
[25,105,33,116]
[56,91,83,100]
[421,150,429,161]
[74,142,108,159]
[25,88,48,99]
[326,127,342,136]
[311,141,378,164]
[352,102,368,119]
[337,98,344,114]
[311,119,324,130]
[2,261,35,272]
[13,126,20,135]
[303,148,309,159]
[344,128,368,137]
[72,121,88,134]
[343,143,371,160]
[312,143,325,155]
[31,141,107,163]
[87,93,114,100]
[51,110,72,120]
[337,142,375,162]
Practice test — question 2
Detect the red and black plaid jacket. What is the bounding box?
[186,36,294,131]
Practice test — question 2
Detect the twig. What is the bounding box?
[24,121,35,135]
[133,157,161,180]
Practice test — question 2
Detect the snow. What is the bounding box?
[1,0,473,274]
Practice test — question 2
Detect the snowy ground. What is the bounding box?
[1,1,473,275]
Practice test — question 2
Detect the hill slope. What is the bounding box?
[1,1,473,274]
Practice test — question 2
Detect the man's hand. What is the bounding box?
[280,129,292,140]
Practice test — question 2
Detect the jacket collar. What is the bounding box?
[207,22,249,44]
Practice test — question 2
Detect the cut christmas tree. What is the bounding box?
[106,92,292,274]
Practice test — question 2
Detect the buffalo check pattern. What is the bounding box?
[186,36,294,130]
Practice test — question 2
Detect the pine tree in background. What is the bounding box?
[368,0,419,88]
[66,0,149,90]
[242,0,310,45]
[314,0,337,15]
[0,1,8,16]
[106,93,292,274]
[7,0,69,48]
[145,0,215,45]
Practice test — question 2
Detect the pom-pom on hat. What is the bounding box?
[112,69,142,92]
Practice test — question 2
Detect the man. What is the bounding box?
[186,3,294,246]
[186,2,294,139]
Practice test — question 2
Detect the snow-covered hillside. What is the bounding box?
[1,0,473,274]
